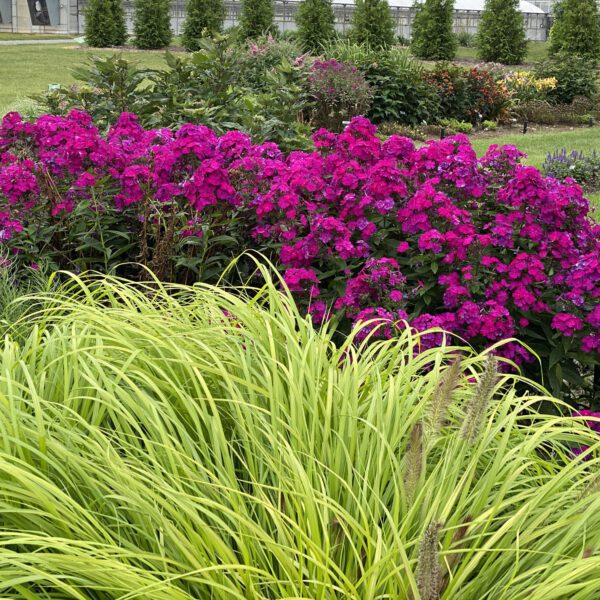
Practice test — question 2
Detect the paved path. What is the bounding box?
[0,39,77,46]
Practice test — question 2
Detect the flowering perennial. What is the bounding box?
[1,111,598,375]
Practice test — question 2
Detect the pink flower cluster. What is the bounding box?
[1,111,599,364]
[572,409,600,457]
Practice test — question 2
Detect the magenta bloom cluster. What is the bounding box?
[1,111,599,364]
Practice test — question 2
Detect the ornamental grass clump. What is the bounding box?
[0,269,598,597]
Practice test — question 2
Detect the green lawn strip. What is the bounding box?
[0,33,77,41]
[0,44,171,114]
[455,41,549,64]
[471,127,600,211]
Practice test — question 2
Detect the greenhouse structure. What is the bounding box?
[0,0,564,40]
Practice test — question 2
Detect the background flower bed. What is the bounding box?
[1,110,598,403]
[38,35,599,143]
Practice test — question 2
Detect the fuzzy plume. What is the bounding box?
[417,520,442,600]
[427,355,462,435]
[460,355,498,444]
[404,421,424,504]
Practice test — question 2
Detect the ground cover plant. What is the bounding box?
[0,269,598,597]
[0,111,598,400]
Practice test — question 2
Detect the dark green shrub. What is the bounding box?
[477,0,527,65]
[549,0,600,59]
[133,0,172,50]
[324,42,439,125]
[40,46,310,151]
[296,0,335,52]
[411,0,457,61]
[84,0,127,47]
[535,53,599,104]
[240,0,275,39]
[348,0,396,50]
[181,0,226,51]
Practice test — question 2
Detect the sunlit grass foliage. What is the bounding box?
[0,266,598,598]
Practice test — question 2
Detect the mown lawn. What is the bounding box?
[471,127,600,211]
[456,41,549,64]
[0,33,76,41]
[0,43,171,114]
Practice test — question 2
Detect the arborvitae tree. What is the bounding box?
[477,0,527,65]
[549,0,600,59]
[349,0,396,49]
[85,0,127,47]
[296,0,336,52]
[133,0,172,50]
[240,0,274,39]
[182,0,226,51]
[411,0,457,61]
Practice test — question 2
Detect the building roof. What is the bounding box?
[332,0,546,14]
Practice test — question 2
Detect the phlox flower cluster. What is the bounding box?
[1,111,598,365]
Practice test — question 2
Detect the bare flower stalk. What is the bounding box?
[417,520,442,600]
[460,355,498,444]
[438,517,470,595]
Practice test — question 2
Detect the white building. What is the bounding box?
[0,1,80,33]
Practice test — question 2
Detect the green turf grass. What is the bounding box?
[470,127,600,212]
[455,41,549,64]
[0,33,76,41]
[0,43,172,115]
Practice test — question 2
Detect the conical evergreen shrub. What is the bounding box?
[477,0,527,65]
[411,0,457,61]
[549,0,600,59]
[133,0,172,50]
[349,0,396,49]
[85,0,127,48]
[182,0,226,51]
[240,0,274,39]
[297,0,336,52]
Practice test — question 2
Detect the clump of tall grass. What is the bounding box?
[0,268,598,599]
[0,261,53,340]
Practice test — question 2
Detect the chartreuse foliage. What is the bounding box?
[0,266,598,598]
